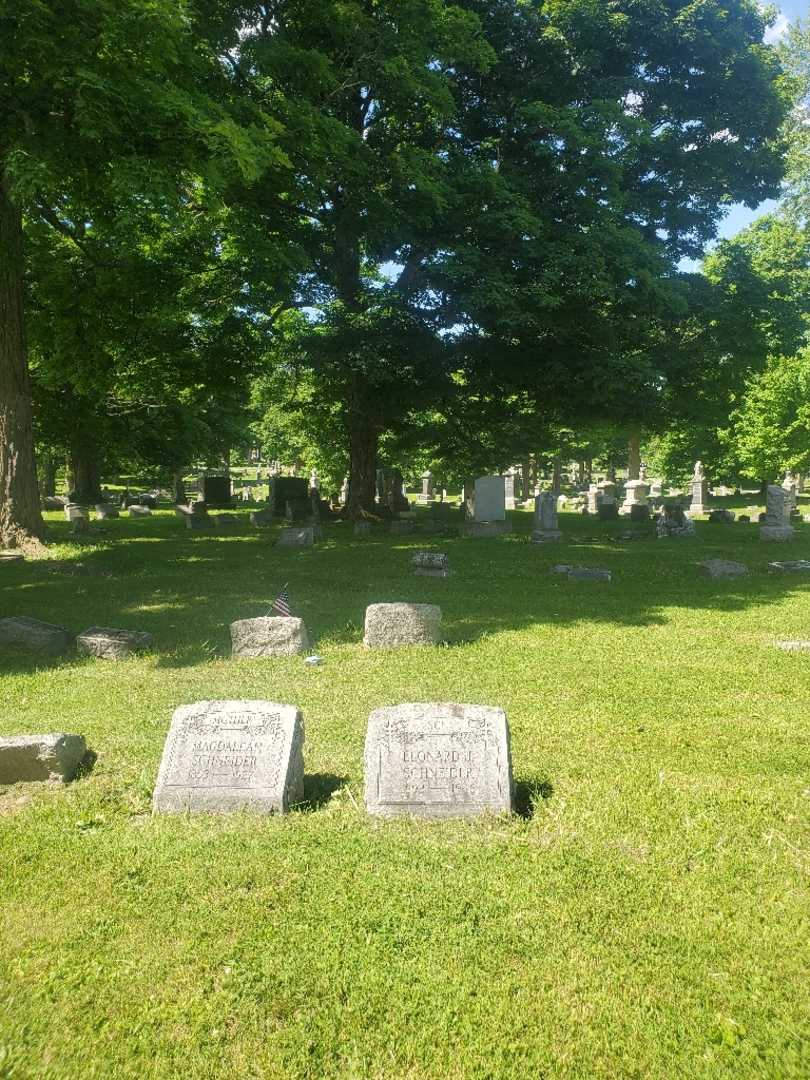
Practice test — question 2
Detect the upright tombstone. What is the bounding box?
[688,461,709,516]
[472,476,506,522]
[621,480,649,516]
[309,468,319,492]
[532,492,562,542]
[417,470,434,504]
[504,468,518,510]
[200,474,232,508]
[364,702,514,819]
[760,484,794,542]
[340,476,349,505]
[268,476,309,518]
[152,699,304,815]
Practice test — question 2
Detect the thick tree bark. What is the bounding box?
[551,455,562,495]
[39,451,58,498]
[346,410,378,517]
[0,174,45,547]
[627,429,641,481]
[69,449,101,504]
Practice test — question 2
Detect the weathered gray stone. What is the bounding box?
[276,526,314,547]
[472,476,506,522]
[70,517,90,536]
[212,513,238,528]
[390,520,415,535]
[76,626,154,659]
[0,734,86,784]
[230,616,309,658]
[765,484,791,526]
[775,640,810,652]
[250,507,275,527]
[0,617,71,656]
[698,559,748,579]
[532,492,561,542]
[152,700,304,814]
[412,552,449,572]
[64,504,87,522]
[129,505,151,517]
[364,603,442,648]
[568,567,611,582]
[94,504,119,520]
[364,702,514,819]
[760,525,794,542]
[460,521,511,539]
[768,560,810,573]
[708,509,736,523]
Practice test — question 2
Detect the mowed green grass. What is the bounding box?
[1,504,808,1080]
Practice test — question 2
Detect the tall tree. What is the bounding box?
[0,0,286,545]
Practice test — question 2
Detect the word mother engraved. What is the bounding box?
[152,700,304,814]
[364,702,514,819]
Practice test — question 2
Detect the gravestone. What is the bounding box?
[621,480,649,516]
[656,505,695,539]
[698,560,748,579]
[76,627,154,659]
[152,700,304,814]
[531,492,562,543]
[364,603,442,647]
[567,567,611,582]
[230,616,310,657]
[0,734,87,784]
[760,485,793,542]
[390,520,415,535]
[767,560,810,573]
[64,504,87,522]
[629,504,651,523]
[212,513,238,528]
[472,476,506,522]
[200,474,232,508]
[129,505,151,517]
[268,476,308,517]
[276,526,314,547]
[504,468,518,510]
[460,521,511,538]
[95,504,119,520]
[354,521,372,537]
[708,509,735,523]
[586,485,600,515]
[417,470,434,504]
[250,508,274,526]
[364,702,514,819]
[412,552,449,577]
[689,461,709,516]
[0,617,71,656]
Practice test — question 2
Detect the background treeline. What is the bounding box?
[1,0,808,543]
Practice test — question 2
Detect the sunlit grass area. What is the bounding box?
[1,502,809,1079]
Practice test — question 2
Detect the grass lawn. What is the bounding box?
[1,502,809,1079]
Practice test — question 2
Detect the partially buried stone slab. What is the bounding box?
[230,616,310,657]
[568,567,611,582]
[250,507,274,527]
[698,559,748,579]
[412,552,449,577]
[0,734,86,784]
[768,560,810,573]
[152,699,304,814]
[76,626,154,660]
[364,702,514,819]
[364,603,442,647]
[775,640,810,652]
[0,617,71,656]
[276,526,314,547]
[129,505,151,517]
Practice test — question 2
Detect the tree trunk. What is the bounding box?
[39,451,58,498]
[0,174,44,547]
[346,417,378,517]
[69,450,101,504]
[627,429,641,481]
[173,470,187,505]
[551,455,562,495]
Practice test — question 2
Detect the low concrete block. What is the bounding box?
[76,627,154,660]
[364,603,442,647]
[276,527,314,547]
[0,734,86,784]
[230,616,310,657]
[698,559,748,579]
[0,617,71,656]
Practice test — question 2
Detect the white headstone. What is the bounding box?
[472,476,506,522]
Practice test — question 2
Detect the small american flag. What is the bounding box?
[269,584,291,617]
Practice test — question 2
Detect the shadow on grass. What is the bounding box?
[299,773,348,811]
[75,748,98,781]
[514,776,554,820]
[3,507,810,672]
